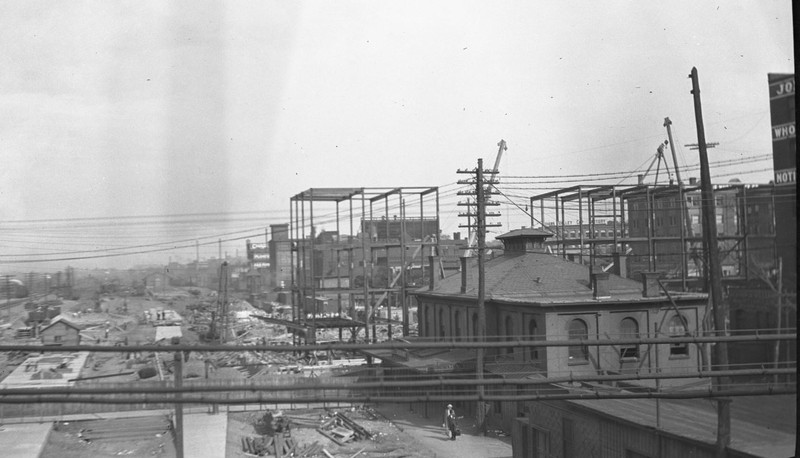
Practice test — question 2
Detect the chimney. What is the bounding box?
[453,232,461,241]
[592,271,610,299]
[641,272,661,297]
[689,177,697,185]
[638,174,645,185]
[428,256,440,291]
[460,256,468,294]
[611,252,627,278]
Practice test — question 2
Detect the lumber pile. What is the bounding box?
[241,434,297,457]
[316,411,372,445]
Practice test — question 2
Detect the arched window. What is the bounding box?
[528,318,539,361]
[505,315,515,355]
[568,319,589,361]
[425,306,432,338]
[620,317,639,359]
[668,314,688,356]
[454,310,462,341]
[418,305,428,337]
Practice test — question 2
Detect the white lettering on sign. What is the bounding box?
[249,243,267,250]
[252,262,269,268]
[772,122,796,141]
[252,253,268,260]
[774,168,796,185]
[771,78,795,99]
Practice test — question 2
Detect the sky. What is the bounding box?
[0,1,794,271]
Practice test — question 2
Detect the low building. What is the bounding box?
[40,316,82,346]
[513,392,796,458]
[408,228,709,430]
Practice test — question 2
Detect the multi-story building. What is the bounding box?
[269,223,292,289]
[543,220,625,263]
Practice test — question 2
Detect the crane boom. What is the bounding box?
[664,117,683,186]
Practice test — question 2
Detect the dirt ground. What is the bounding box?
[40,417,177,458]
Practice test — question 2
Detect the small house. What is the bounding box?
[40,316,82,346]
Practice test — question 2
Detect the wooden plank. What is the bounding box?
[275,434,284,458]
[316,428,346,446]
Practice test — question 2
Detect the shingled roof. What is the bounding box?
[413,252,705,305]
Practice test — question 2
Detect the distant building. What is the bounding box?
[40,316,82,346]
[543,220,624,263]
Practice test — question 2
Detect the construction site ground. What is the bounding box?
[23,403,512,458]
[0,286,515,457]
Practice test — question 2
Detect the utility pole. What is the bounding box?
[173,338,184,458]
[773,257,783,384]
[457,151,502,436]
[3,275,11,323]
[690,66,730,458]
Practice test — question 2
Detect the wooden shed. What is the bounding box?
[40,316,82,346]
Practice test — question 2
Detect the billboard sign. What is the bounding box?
[769,74,796,186]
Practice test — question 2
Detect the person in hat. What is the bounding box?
[443,404,458,440]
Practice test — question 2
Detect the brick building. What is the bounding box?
[375,228,708,431]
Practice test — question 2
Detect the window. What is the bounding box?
[668,314,689,357]
[505,315,515,355]
[454,310,462,341]
[531,427,550,458]
[472,312,478,337]
[439,309,445,339]
[619,318,639,359]
[54,335,62,342]
[568,319,589,362]
[528,319,539,361]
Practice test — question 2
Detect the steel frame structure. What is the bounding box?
[289,187,440,345]
[530,183,778,292]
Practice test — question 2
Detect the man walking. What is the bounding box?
[443,404,458,440]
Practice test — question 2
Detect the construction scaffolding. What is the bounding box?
[530,182,778,292]
[289,187,441,345]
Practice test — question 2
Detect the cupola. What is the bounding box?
[495,227,554,253]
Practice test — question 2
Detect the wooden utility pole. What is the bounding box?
[173,339,184,458]
[457,150,502,436]
[773,258,783,383]
[690,66,730,458]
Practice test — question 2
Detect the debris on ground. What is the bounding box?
[316,410,373,446]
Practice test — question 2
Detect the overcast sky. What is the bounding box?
[0,1,794,270]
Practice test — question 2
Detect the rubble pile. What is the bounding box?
[315,411,373,446]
